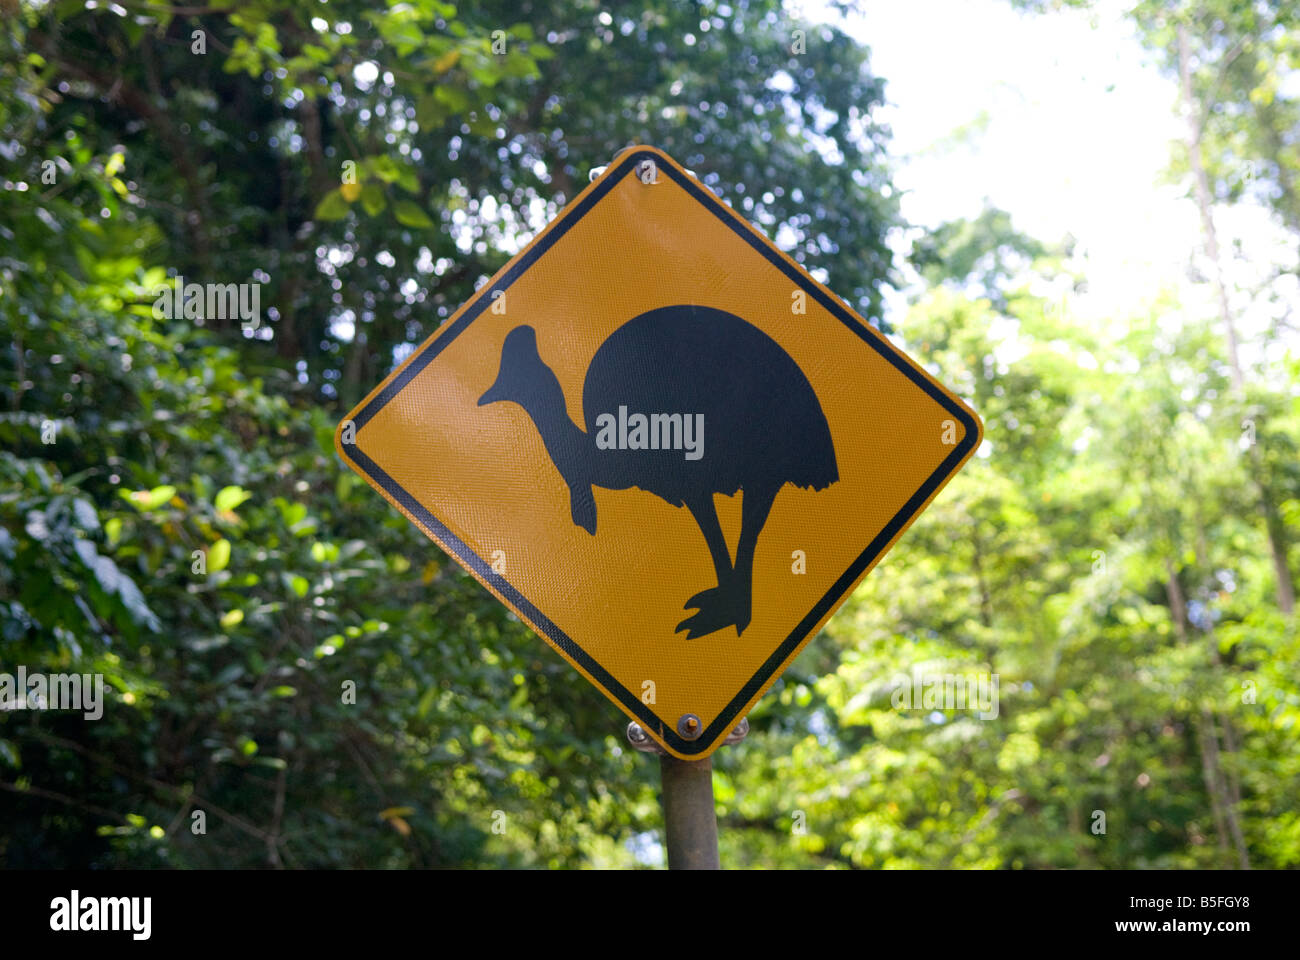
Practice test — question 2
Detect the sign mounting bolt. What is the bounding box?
[626,721,666,755]
[724,717,750,745]
[677,713,702,740]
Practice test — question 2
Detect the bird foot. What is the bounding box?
[675,585,751,639]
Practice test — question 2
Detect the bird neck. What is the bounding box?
[521,370,589,488]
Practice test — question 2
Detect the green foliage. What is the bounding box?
[0,278,664,866]
[0,0,895,869]
[2,0,1297,870]
[910,204,1068,307]
[716,275,1299,868]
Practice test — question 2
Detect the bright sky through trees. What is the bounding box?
[799,0,1296,364]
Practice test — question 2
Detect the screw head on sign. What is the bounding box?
[626,721,666,755]
[677,713,702,740]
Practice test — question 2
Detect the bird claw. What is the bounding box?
[675,608,731,640]
[683,585,723,610]
[675,586,750,639]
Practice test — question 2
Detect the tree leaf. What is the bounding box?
[122,485,176,511]
[361,184,387,216]
[371,154,401,183]
[314,189,350,221]
[394,200,434,228]
[208,538,231,573]
[214,486,252,513]
[432,48,461,73]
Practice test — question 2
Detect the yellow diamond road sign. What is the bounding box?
[336,145,983,759]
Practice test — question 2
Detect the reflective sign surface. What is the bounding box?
[337,146,983,759]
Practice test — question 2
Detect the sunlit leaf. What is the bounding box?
[393,200,435,228]
[208,538,231,573]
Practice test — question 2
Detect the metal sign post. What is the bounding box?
[629,718,749,869]
[659,754,719,870]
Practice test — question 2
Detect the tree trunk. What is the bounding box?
[1166,564,1250,868]
[1193,710,1231,857]
[1178,25,1296,615]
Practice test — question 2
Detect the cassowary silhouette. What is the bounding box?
[478,304,838,639]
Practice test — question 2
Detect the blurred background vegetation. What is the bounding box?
[1,0,1297,868]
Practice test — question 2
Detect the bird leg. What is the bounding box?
[676,494,736,639]
[677,485,776,638]
[685,493,733,593]
[726,484,778,636]
[676,485,778,638]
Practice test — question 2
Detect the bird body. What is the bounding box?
[578,306,837,500]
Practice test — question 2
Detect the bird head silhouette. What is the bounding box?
[478,325,547,409]
[478,324,597,536]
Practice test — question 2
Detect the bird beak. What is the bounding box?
[477,379,503,406]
